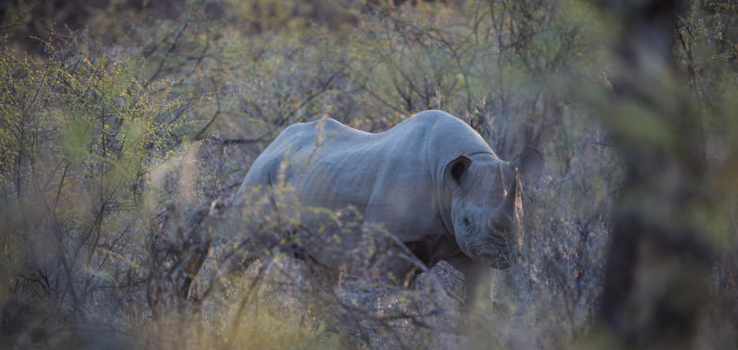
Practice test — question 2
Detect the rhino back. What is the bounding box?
[250,111,493,231]
[298,119,436,234]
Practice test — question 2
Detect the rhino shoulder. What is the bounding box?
[408,110,480,135]
[412,109,456,121]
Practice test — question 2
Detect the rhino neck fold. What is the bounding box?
[437,185,455,240]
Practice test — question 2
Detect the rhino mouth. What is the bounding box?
[489,255,512,269]
[470,235,514,268]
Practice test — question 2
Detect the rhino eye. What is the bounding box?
[463,217,470,226]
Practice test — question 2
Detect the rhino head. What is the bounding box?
[444,148,543,269]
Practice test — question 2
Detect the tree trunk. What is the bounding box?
[595,1,713,348]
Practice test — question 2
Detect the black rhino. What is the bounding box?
[236,110,543,298]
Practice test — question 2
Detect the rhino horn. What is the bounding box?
[505,168,519,212]
[497,167,521,230]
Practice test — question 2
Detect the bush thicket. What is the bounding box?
[1,0,736,349]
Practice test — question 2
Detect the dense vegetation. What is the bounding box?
[1,0,736,349]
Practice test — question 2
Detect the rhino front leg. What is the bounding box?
[444,254,489,306]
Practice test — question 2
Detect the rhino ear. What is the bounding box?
[445,155,473,190]
[513,147,544,185]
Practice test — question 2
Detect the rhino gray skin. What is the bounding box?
[236,110,543,297]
